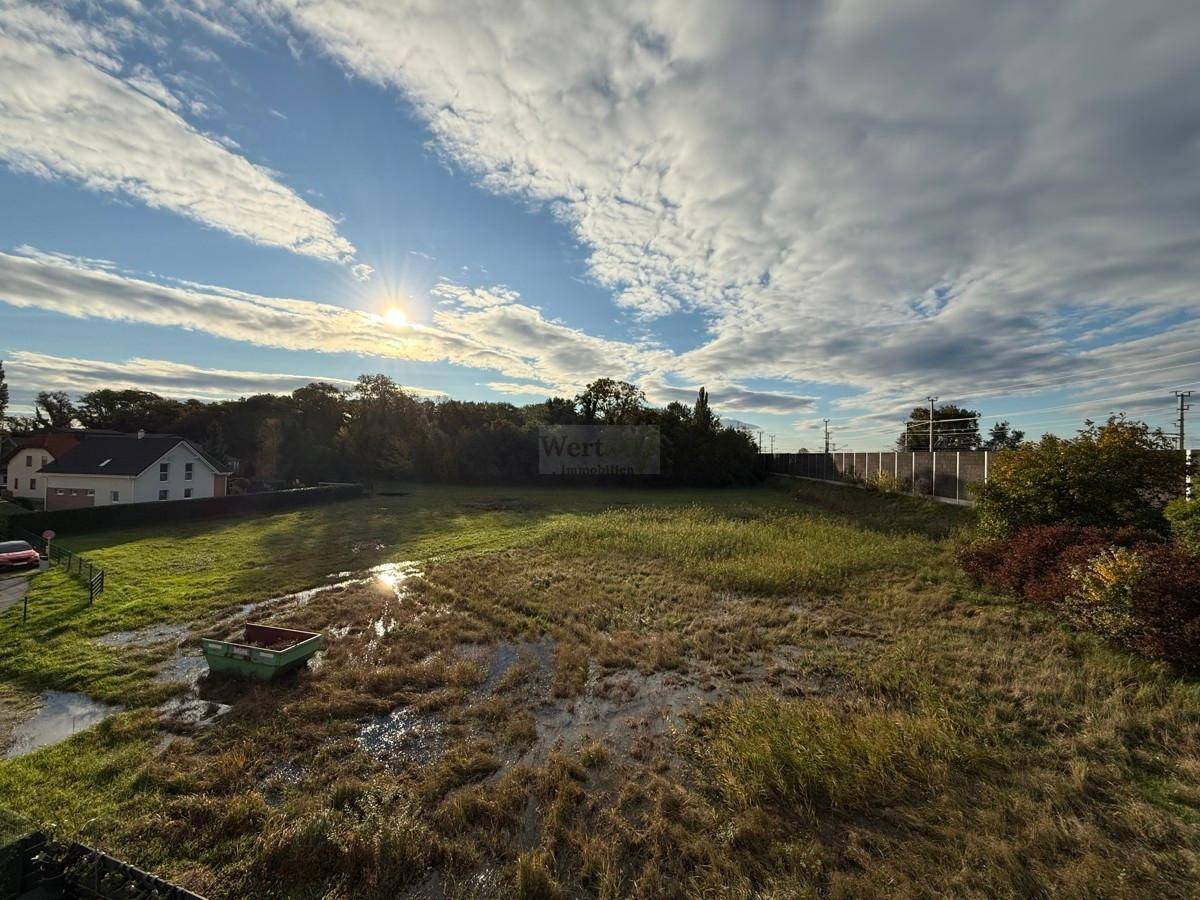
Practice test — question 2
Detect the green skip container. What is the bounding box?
[201,623,323,681]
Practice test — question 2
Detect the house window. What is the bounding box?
[184,488,193,499]
[29,478,36,490]
[12,479,18,490]
[86,489,94,496]
[25,455,32,467]
[40,456,47,468]
[185,462,193,481]
[110,490,120,503]
[159,462,170,481]
[158,489,169,501]
[55,489,64,496]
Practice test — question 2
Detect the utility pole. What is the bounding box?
[1176,390,1192,451]
[823,419,830,454]
[768,433,777,454]
[1177,390,1193,498]
[926,396,938,452]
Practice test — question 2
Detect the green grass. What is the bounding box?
[0,479,1198,898]
[689,690,971,813]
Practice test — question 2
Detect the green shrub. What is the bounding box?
[1065,546,1145,642]
[972,415,1181,538]
[864,470,911,494]
[1165,497,1200,555]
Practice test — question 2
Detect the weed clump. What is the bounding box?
[688,691,968,814]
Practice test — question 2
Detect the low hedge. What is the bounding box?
[959,524,1200,668]
[1,483,364,537]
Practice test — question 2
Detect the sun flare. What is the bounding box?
[381,306,407,327]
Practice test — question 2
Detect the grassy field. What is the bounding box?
[1,481,1198,898]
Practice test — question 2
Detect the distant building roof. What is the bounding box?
[39,435,228,477]
[0,429,108,466]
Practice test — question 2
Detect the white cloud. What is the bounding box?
[0,3,358,265]
[486,381,557,397]
[265,0,1200,420]
[642,380,816,415]
[1,350,445,410]
[431,282,520,308]
[0,247,823,416]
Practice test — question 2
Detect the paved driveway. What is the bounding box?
[0,559,49,616]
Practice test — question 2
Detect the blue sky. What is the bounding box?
[1,1,1198,450]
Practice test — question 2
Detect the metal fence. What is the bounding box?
[764,450,991,504]
[1,831,205,899]
[763,448,1200,504]
[15,530,105,605]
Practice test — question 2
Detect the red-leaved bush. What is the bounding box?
[959,525,1200,668]
[958,525,1156,606]
[1124,545,1200,668]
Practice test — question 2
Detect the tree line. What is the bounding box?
[895,402,1025,451]
[0,366,760,487]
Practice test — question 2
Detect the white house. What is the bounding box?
[3,446,53,500]
[39,433,229,510]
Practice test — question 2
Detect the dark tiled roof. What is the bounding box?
[39,435,226,477]
[0,429,124,466]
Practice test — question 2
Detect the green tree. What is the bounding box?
[339,374,422,485]
[692,387,718,434]
[282,382,347,482]
[76,389,184,433]
[256,417,284,480]
[973,415,1181,537]
[202,419,229,464]
[33,390,76,428]
[984,420,1025,450]
[576,379,645,424]
[897,403,982,451]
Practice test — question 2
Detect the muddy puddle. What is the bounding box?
[97,622,188,648]
[525,668,715,765]
[358,706,446,766]
[261,760,305,807]
[482,640,817,766]
[238,560,421,617]
[4,691,123,759]
[156,652,207,685]
[157,695,231,728]
[352,638,822,774]
[456,638,555,693]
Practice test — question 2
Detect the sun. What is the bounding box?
[381,306,407,327]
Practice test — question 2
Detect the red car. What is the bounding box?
[0,540,41,571]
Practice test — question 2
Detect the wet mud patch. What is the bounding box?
[358,706,447,768]
[448,638,843,772]
[234,561,422,619]
[459,638,556,694]
[97,621,189,649]
[3,691,123,758]
[155,651,208,689]
[157,696,232,729]
[519,667,719,766]
[260,760,306,807]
